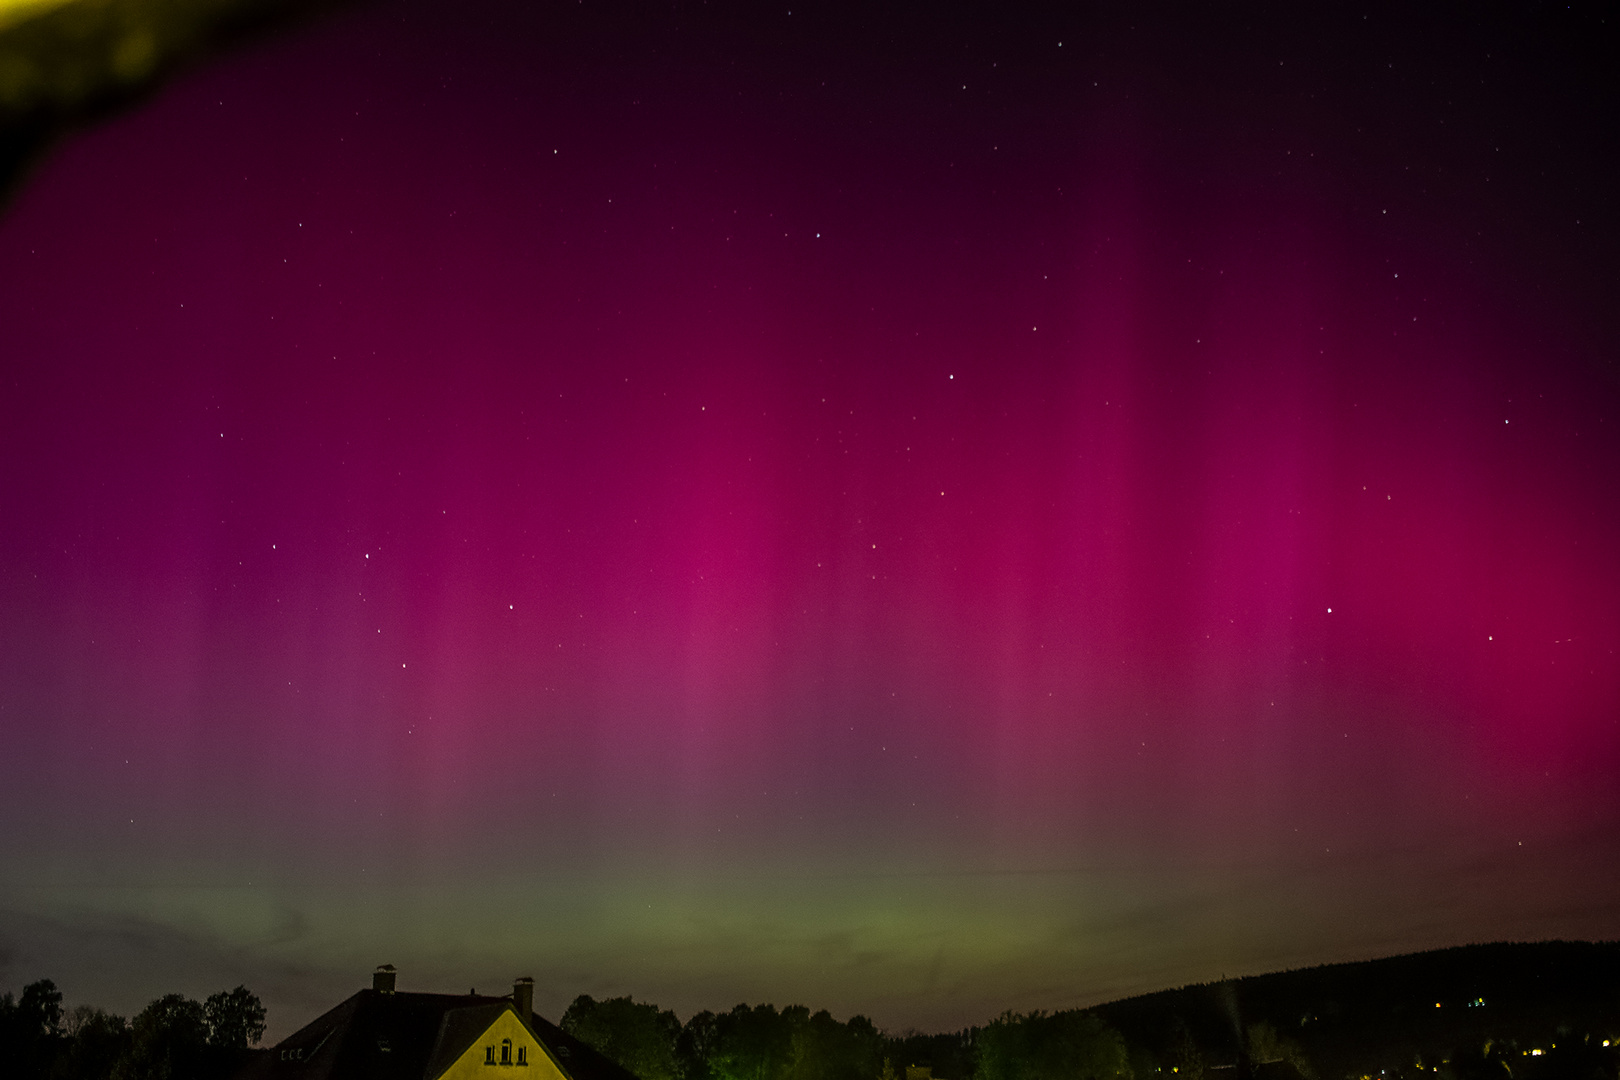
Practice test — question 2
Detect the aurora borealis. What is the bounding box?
[1,0,1618,1042]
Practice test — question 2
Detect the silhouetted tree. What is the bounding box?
[112,995,207,1080]
[976,1010,1132,1080]
[202,986,265,1051]
[0,979,65,1080]
[562,994,682,1080]
[678,1011,721,1080]
[56,1006,132,1080]
[710,1004,795,1080]
[783,1008,883,1080]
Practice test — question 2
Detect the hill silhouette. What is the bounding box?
[1087,940,1620,1080]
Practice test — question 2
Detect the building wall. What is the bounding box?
[434,1012,572,1080]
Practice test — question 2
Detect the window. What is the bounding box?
[502,1039,513,1065]
[486,1047,496,1065]
[518,1048,528,1066]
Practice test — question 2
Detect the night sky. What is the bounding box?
[1,0,1618,1042]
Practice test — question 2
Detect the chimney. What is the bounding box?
[512,977,534,1026]
[373,965,397,994]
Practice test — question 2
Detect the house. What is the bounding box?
[235,966,644,1080]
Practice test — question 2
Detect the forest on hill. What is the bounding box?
[1090,940,1620,1080]
[2,941,1616,1080]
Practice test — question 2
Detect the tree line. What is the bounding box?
[0,979,1286,1080]
[558,995,1136,1080]
[0,979,265,1080]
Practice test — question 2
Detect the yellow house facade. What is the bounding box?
[431,1004,572,1080]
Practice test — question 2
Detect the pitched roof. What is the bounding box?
[422,1003,515,1080]
[233,989,644,1080]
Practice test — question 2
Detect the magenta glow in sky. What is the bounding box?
[1,0,1618,1040]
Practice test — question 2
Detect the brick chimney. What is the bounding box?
[512,977,534,1026]
[373,964,397,994]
